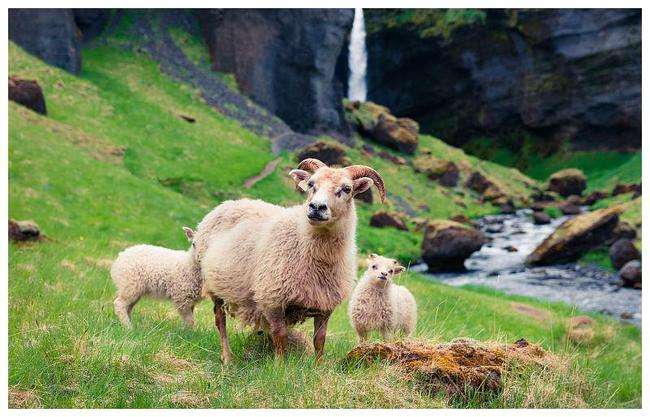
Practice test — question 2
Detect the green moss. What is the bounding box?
[366,9,486,40]
[544,206,562,219]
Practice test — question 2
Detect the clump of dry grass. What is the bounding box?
[347,338,557,401]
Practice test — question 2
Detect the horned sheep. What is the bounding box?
[348,254,417,340]
[111,227,202,328]
[193,158,386,363]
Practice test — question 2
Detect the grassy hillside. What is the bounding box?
[8,39,641,408]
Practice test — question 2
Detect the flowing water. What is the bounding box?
[347,7,367,101]
[413,209,641,326]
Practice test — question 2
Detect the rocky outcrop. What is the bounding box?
[296,141,348,167]
[548,169,587,197]
[612,182,641,196]
[526,206,622,266]
[9,9,82,74]
[9,77,46,115]
[369,211,409,231]
[362,9,640,152]
[609,238,640,270]
[73,9,110,43]
[422,220,486,271]
[582,190,608,206]
[199,9,353,136]
[344,100,419,154]
[9,219,41,242]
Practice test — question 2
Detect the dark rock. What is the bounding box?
[608,221,637,244]
[361,144,375,156]
[526,206,622,266]
[422,220,486,271]
[560,204,581,215]
[363,10,640,152]
[465,171,492,194]
[499,203,515,214]
[9,76,46,115]
[73,9,110,42]
[344,101,419,154]
[503,245,518,252]
[9,219,41,241]
[530,202,546,212]
[612,182,641,196]
[485,224,504,234]
[178,114,195,123]
[532,212,551,225]
[619,260,641,289]
[548,169,587,197]
[583,190,608,206]
[369,211,409,231]
[377,150,407,165]
[531,191,556,202]
[296,141,348,167]
[199,9,353,136]
[9,9,81,74]
[609,238,640,270]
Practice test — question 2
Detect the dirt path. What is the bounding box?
[244,158,282,189]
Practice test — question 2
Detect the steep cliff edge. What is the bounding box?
[363,9,641,153]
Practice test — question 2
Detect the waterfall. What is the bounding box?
[347,7,367,102]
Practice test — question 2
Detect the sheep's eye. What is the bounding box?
[341,184,351,194]
[389,269,393,274]
[307,181,314,188]
[372,264,377,270]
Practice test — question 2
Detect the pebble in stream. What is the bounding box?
[414,209,641,326]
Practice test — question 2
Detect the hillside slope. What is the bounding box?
[8,40,641,408]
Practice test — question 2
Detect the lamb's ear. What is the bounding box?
[289,169,311,191]
[182,227,194,241]
[352,177,373,196]
[393,265,406,275]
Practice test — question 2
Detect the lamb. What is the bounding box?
[193,158,386,363]
[111,227,202,329]
[348,254,417,340]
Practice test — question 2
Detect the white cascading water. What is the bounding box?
[347,7,367,102]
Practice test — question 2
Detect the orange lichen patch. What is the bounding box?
[347,338,556,399]
[510,302,552,322]
[9,387,41,408]
[566,316,595,344]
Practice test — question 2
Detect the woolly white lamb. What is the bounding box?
[111,227,202,329]
[193,158,386,363]
[348,254,417,340]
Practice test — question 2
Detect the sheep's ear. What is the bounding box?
[352,177,373,196]
[182,227,194,241]
[393,265,406,275]
[289,169,311,191]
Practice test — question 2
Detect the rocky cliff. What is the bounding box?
[361,9,641,152]
[199,9,354,137]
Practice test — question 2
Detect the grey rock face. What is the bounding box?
[363,9,640,151]
[199,9,354,137]
[9,9,82,74]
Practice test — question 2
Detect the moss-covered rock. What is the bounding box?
[412,155,459,186]
[422,219,486,271]
[547,168,587,197]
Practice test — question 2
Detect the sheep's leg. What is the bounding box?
[265,308,288,359]
[356,328,368,342]
[212,297,233,364]
[177,303,195,328]
[114,296,137,329]
[313,312,331,362]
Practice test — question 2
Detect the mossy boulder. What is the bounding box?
[9,219,41,241]
[344,100,419,154]
[413,155,459,186]
[296,140,348,166]
[369,211,409,231]
[9,76,46,115]
[422,220,486,271]
[526,206,622,266]
[547,168,587,197]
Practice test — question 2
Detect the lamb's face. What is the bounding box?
[365,254,405,287]
[290,159,386,229]
[183,226,200,264]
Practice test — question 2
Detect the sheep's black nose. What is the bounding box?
[380,271,388,277]
[309,202,327,212]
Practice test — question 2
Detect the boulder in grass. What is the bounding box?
[547,169,587,197]
[296,140,348,167]
[560,203,581,215]
[369,211,408,231]
[583,190,608,206]
[422,220,486,272]
[9,76,46,115]
[526,206,622,266]
[344,100,419,154]
[612,183,641,197]
[619,260,641,289]
[413,155,459,187]
[532,212,551,225]
[8,219,41,241]
[465,171,492,194]
[609,238,640,270]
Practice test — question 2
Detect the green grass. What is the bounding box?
[8,41,641,408]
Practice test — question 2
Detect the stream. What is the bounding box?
[412,209,641,326]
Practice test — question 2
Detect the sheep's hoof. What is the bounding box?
[220,353,234,365]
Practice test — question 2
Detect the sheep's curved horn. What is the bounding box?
[297,158,327,172]
[346,165,387,203]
